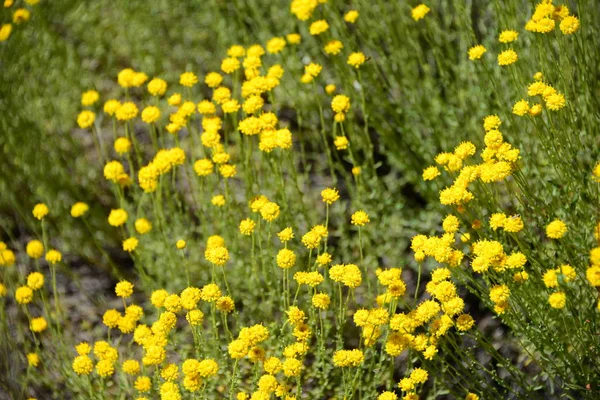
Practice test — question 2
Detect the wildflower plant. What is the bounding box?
[1,0,600,399]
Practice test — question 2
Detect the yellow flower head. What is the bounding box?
[180,72,198,87]
[324,40,344,55]
[344,10,359,23]
[141,106,161,124]
[239,219,256,236]
[148,78,167,96]
[321,187,340,204]
[108,208,128,227]
[497,49,518,66]
[347,52,366,68]
[27,272,44,290]
[411,4,430,21]
[560,16,579,35]
[115,102,139,121]
[331,95,351,114]
[32,203,49,220]
[26,240,44,259]
[351,210,370,226]
[548,291,566,309]
[309,20,329,35]
[104,99,121,116]
[499,30,519,43]
[45,249,62,264]
[114,137,131,154]
[81,90,100,106]
[115,280,134,298]
[267,37,286,54]
[260,202,280,222]
[546,219,567,239]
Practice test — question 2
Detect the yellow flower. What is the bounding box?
[559,15,579,35]
[27,353,40,367]
[27,272,44,290]
[546,219,567,239]
[216,296,235,313]
[147,78,167,96]
[221,57,241,75]
[0,24,13,42]
[277,249,296,269]
[205,72,223,88]
[72,355,93,375]
[81,90,100,106]
[378,392,398,400]
[115,280,134,298]
[351,210,370,226]
[278,227,294,242]
[247,44,265,57]
[309,20,329,35]
[286,33,301,44]
[108,208,128,227]
[228,45,245,58]
[32,203,49,220]
[26,240,44,259]
[239,219,256,235]
[512,99,530,116]
[122,359,141,375]
[332,349,364,367]
[442,215,459,233]
[267,37,286,54]
[228,340,249,359]
[321,187,340,204]
[13,8,30,24]
[334,136,349,150]
[312,293,331,309]
[593,162,600,182]
[134,218,152,235]
[201,283,222,302]
[529,104,543,116]
[123,237,139,252]
[117,68,136,88]
[483,115,501,131]
[344,10,359,23]
[103,99,121,116]
[205,246,229,266]
[499,30,518,43]
[103,309,121,328]
[135,376,152,392]
[282,358,303,377]
[70,202,89,218]
[331,95,350,114]
[347,52,366,68]
[180,72,198,87]
[497,49,518,66]
[141,106,160,124]
[260,202,280,222]
[30,316,47,332]
[211,195,226,207]
[422,166,440,181]
[45,249,62,264]
[168,93,182,106]
[545,93,566,111]
[16,286,34,304]
[411,4,430,21]
[548,292,566,309]
[324,40,344,55]
[116,102,139,121]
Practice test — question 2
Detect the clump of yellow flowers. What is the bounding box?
[2,0,599,399]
